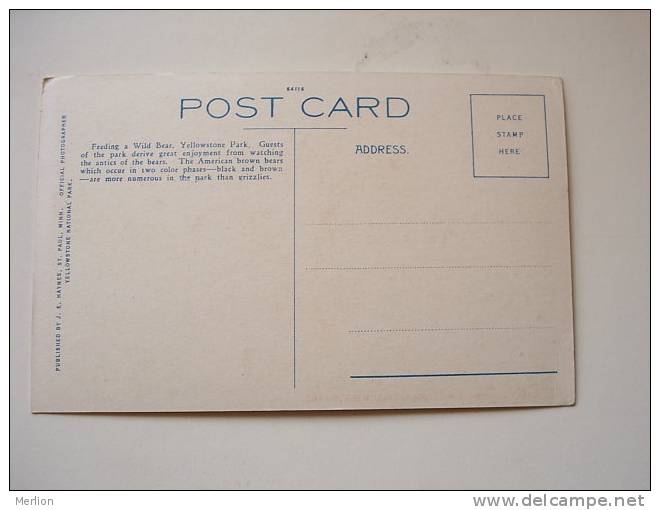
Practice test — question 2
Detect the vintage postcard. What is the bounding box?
[31,72,575,412]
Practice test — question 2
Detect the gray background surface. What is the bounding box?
[10,10,650,489]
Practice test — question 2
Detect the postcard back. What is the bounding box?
[31,73,574,412]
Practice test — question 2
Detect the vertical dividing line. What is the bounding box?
[469,94,476,178]
[293,128,297,388]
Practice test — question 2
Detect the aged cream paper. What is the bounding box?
[31,73,574,412]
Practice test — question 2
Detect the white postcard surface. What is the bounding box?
[31,72,574,412]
